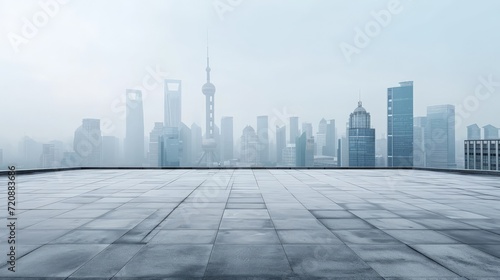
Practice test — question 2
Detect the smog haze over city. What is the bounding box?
[0,0,499,168]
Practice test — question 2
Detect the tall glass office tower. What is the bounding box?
[425,105,456,169]
[348,101,375,167]
[387,81,414,167]
[125,89,144,166]
[257,116,269,165]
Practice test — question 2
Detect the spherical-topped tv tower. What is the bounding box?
[198,43,218,166]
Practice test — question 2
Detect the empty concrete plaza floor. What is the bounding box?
[1,169,500,279]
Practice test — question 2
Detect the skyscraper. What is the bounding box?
[425,105,456,169]
[316,119,327,155]
[198,44,218,166]
[164,80,182,128]
[257,116,269,165]
[125,89,144,166]
[483,124,499,140]
[148,122,164,167]
[74,118,102,167]
[348,101,375,167]
[289,117,299,144]
[159,127,181,167]
[191,123,202,164]
[413,116,427,167]
[179,123,192,166]
[325,119,336,157]
[40,144,55,168]
[18,136,42,169]
[302,123,313,139]
[467,124,481,140]
[240,126,258,165]
[221,117,234,162]
[276,125,286,165]
[296,132,314,167]
[102,136,120,166]
[387,81,414,167]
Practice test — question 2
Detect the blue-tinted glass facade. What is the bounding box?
[349,128,375,167]
[387,82,413,167]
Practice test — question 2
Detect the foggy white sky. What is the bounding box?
[1,0,499,150]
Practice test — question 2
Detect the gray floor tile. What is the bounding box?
[384,230,460,244]
[215,229,280,244]
[205,245,292,277]
[0,244,107,278]
[412,244,500,277]
[115,244,212,278]
[438,229,500,244]
[219,218,274,229]
[273,218,328,230]
[283,245,381,278]
[51,229,127,244]
[70,244,143,278]
[310,210,358,219]
[277,229,343,244]
[348,244,459,277]
[333,229,401,244]
[150,230,217,244]
[319,218,375,230]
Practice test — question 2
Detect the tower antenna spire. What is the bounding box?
[358,90,362,106]
[206,30,210,82]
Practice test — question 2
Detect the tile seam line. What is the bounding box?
[65,169,193,279]
[202,169,235,277]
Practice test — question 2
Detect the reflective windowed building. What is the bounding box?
[348,101,375,167]
[465,140,499,171]
[387,81,414,167]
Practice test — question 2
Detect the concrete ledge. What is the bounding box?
[1,166,499,176]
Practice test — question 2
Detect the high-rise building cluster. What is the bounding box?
[3,49,497,171]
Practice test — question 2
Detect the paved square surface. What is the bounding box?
[1,169,500,279]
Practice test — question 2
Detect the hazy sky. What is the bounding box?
[1,0,499,150]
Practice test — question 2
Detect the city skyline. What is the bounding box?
[2,1,500,150]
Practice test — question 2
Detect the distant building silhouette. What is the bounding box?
[413,116,427,167]
[302,123,313,139]
[282,144,296,167]
[296,132,314,167]
[102,136,120,167]
[159,127,181,167]
[179,123,192,166]
[220,117,233,162]
[125,89,144,166]
[199,44,218,166]
[348,101,375,167]
[276,125,286,165]
[425,105,456,169]
[191,123,202,163]
[387,81,414,167]
[257,116,269,165]
[467,124,481,140]
[240,126,258,165]
[483,124,499,140]
[164,80,182,128]
[148,122,164,167]
[289,117,299,144]
[18,136,42,169]
[74,118,102,167]
[325,119,336,157]
[316,118,327,156]
[40,144,55,168]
